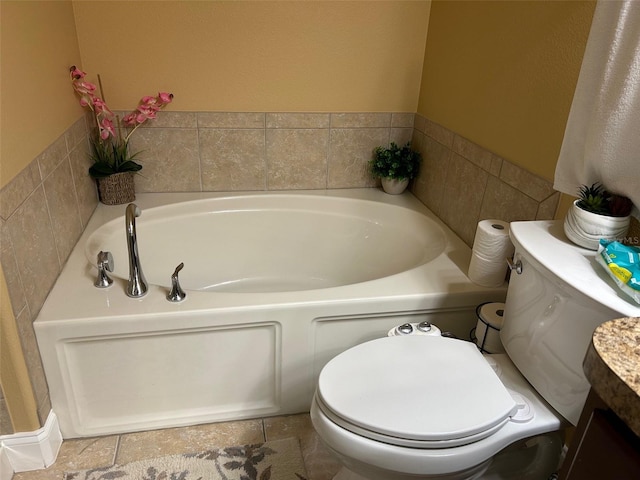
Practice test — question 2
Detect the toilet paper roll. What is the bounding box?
[472,220,515,260]
[478,302,505,329]
[468,251,508,287]
[475,302,506,353]
[468,220,514,287]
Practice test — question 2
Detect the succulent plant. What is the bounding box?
[577,183,633,217]
[577,183,610,215]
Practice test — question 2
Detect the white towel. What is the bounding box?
[554,0,640,215]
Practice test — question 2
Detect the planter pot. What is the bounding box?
[563,200,631,250]
[381,177,409,195]
[96,172,136,205]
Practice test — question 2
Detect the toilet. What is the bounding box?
[311,220,633,480]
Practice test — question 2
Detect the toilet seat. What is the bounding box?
[316,335,519,448]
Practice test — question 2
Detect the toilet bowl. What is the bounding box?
[311,220,640,479]
[311,336,564,480]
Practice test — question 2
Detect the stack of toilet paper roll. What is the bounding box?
[468,220,515,287]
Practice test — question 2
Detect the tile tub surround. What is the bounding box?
[1,109,564,434]
[410,114,561,247]
[125,111,415,192]
[0,116,97,428]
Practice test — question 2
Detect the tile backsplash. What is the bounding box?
[410,114,561,246]
[0,109,574,432]
[128,111,414,192]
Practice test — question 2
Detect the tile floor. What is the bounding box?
[13,413,341,480]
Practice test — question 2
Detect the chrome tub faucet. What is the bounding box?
[125,203,148,298]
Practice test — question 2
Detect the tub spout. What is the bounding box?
[125,203,147,298]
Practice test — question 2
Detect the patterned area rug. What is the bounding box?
[64,437,308,480]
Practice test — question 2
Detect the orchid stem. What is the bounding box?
[97,74,106,103]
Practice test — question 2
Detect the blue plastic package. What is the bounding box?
[596,239,640,305]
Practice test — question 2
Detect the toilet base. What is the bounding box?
[332,464,488,480]
[327,433,562,480]
[481,432,563,479]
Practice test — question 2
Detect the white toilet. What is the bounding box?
[311,220,638,480]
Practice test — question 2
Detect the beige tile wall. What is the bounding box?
[0,110,586,433]
[410,114,560,246]
[127,112,414,192]
[0,117,96,428]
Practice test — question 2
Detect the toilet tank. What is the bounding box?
[500,221,640,426]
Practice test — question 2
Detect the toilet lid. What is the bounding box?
[317,335,518,448]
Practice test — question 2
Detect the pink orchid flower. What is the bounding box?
[69,66,86,80]
[136,105,158,120]
[122,112,138,127]
[69,65,173,153]
[73,81,97,96]
[92,97,113,116]
[158,92,173,104]
[78,96,92,108]
[135,112,155,124]
[140,96,159,107]
[99,117,115,139]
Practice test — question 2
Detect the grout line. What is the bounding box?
[112,434,122,465]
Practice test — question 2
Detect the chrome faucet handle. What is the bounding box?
[167,262,186,302]
[94,251,114,288]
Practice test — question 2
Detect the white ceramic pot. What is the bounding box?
[563,200,631,250]
[381,177,409,195]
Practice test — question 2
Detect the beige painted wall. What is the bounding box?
[0,0,82,433]
[1,0,430,190]
[418,0,596,182]
[73,1,430,112]
[0,0,82,189]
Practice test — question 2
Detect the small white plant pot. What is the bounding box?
[381,177,409,195]
[563,200,631,250]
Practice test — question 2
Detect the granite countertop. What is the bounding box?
[583,317,640,437]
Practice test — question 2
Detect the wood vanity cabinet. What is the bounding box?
[558,389,640,479]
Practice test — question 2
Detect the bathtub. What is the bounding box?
[35,189,506,438]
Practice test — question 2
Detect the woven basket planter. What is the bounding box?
[96,172,136,205]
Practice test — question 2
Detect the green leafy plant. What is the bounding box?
[370,142,421,180]
[577,183,632,217]
[88,136,142,178]
[577,183,609,214]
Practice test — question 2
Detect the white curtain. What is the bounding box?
[554,0,640,214]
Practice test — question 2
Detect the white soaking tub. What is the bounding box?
[35,189,506,438]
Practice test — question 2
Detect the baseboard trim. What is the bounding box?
[0,411,62,473]
[0,446,14,480]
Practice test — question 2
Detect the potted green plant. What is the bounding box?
[564,182,633,250]
[370,142,421,194]
[70,66,173,205]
